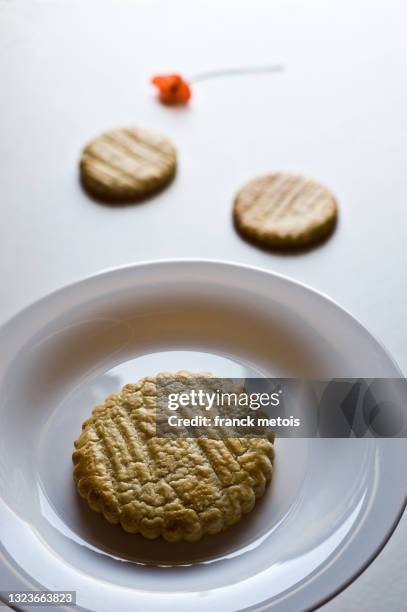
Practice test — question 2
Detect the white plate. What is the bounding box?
[0,260,405,612]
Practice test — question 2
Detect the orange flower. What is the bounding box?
[151,74,191,105]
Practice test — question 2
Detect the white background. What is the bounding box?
[0,0,406,610]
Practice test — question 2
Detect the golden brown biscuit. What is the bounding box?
[233,173,338,249]
[72,372,274,542]
[80,126,176,202]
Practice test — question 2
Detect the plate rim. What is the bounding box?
[0,257,405,380]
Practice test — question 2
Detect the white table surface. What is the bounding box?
[1,0,406,610]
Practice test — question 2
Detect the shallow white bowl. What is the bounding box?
[0,260,405,611]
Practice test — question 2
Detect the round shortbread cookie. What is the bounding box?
[233,173,338,249]
[72,372,274,543]
[79,126,177,202]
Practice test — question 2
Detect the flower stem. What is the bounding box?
[189,64,284,83]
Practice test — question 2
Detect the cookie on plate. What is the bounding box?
[233,173,338,249]
[72,372,274,542]
[79,126,176,202]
